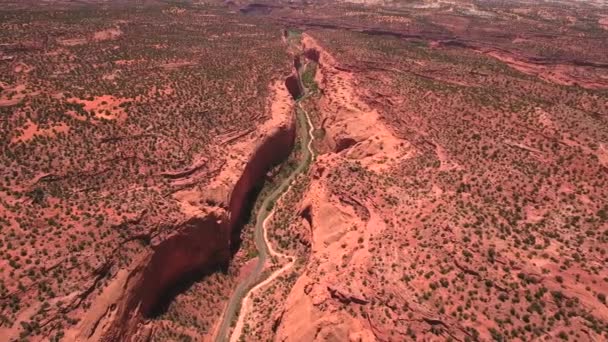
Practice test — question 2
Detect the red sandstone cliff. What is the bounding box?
[65,79,296,341]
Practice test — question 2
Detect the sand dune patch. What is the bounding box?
[0,84,32,107]
[58,37,88,46]
[57,27,122,47]
[600,17,608,30]
[93,28,122,42]
[68,95,130,121]
[11,119,70,143]
[161,61,197,69]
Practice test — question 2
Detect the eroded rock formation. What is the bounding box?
[64,79,297,341]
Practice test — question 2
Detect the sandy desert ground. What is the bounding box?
[1,0,607,341]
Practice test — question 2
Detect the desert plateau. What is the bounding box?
[0,0,607,341]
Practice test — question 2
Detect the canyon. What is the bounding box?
[86,79,298,341]
[1,0,608,341]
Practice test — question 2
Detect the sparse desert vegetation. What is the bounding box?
[1,0,607,341]
[237,1,608,341]
[0,1,294,340]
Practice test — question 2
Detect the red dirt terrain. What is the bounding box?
[0,2,298,341]
[2,0,608,341]
[230,1,608,342]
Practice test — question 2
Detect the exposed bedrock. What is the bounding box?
[139,214,229,317]
[228,113,296,248]
[100,83,296,341]
[335,137,358,153]
[101,216,234,341]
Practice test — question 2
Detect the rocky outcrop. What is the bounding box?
[93,80,296,341]
[128,213,230,318]
[274,34,410,342]
[327,285,368,305]
[227,110,296,246]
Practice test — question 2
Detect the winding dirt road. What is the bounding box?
[214,99,315,342]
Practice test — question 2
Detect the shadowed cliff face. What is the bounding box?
[228,118,296,249]
[239,3,276,16]
[140,214,229,317]
[139,118,296,317]
[335,137,358,152]
[285,74,303,100]
[304,48,320,63]
[102,215,234,340]
[102,84,296,341]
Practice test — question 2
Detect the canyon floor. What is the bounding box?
[1,0,608,341]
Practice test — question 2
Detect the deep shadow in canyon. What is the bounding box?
[144,180,267,318]
[145,264,225,318]
[230,178,266,255]
[285,73,303,100]
[102,71,297,339]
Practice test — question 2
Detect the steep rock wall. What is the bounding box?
[228,116,296,241]
[98,80,296,341]
[137,214,229,317]
[285,74,303,100]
